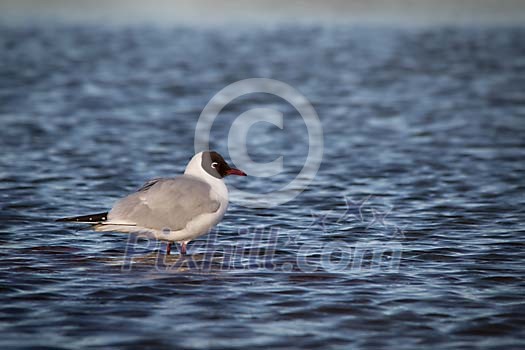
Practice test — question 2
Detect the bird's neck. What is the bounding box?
[184,167,229,201]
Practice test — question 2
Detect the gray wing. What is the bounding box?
[137,178,162,192]
[108,176,220,231]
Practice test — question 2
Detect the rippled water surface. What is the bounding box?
[1,25,525,349]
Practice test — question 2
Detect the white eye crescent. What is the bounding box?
[211,162,218,169]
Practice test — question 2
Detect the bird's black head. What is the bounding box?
[201,151,247,179]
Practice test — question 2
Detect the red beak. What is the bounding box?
[226,168,247,176]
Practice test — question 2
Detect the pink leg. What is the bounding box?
[180,242,187,255]
[166,242,171,255]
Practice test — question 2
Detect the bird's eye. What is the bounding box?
[211,162,218,169]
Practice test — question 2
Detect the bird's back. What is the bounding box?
[107,175,222,232]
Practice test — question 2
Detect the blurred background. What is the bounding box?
[1,0,525,25]
[1,1,524,350]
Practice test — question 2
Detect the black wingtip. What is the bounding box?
[56,212,109,223]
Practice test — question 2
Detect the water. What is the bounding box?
[1,24,525,349]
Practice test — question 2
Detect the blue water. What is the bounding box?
[1,24,524,349]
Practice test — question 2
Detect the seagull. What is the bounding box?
[57,151,246,255]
